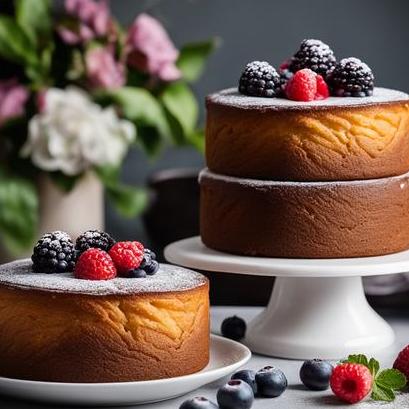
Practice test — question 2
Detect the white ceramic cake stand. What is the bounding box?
[165,236,409,360]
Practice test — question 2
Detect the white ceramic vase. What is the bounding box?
[0,172,104,264]
[38,171,104,240]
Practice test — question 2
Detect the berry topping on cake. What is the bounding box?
[75,230,116,254]
[127,268,147,278]
[217,379,254,409]
[255,366,288,398]
[74,248,117,280]
[393,344,409,379]
[32,231,76,274]
[140,250,160,276]
[300,359,333,391]
[221,315,246,341]
[285,68,329,101]
[239,61,281,98]
[288,39,336,78]
[328,57,374,97]
[330,363,372,404]
[108,241,144,275]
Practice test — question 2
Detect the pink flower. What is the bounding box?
[58,0,111,45]
[0,79,29,127]
[85,47,125,89]
[126,14,181,82]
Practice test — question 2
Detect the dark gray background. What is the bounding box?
[107,0,409,240]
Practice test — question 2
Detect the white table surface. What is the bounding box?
[1,306,409,409]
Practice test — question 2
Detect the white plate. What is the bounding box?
[0,335,250,407]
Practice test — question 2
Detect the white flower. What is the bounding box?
[22,87,135,175]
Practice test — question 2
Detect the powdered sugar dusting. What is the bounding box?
[207,87,409,110]
[199,168,409,188]
[0,259,207,296]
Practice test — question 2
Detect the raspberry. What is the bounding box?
[330,363,373,404]
[109,241,144,275]
[316,75,330,100]
[74,248,117,280]
[393,344,409,379]
[285,69,329,102]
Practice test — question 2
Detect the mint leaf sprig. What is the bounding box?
[343,354,407,402]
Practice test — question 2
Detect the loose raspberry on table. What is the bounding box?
[74,248,117,280]
[330,363,373,404]
[393,344,409,379]
[109,241,145,275]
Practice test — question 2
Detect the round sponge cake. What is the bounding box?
[206,88,409,181]
[0,260,209,383]
[200,168,409,258]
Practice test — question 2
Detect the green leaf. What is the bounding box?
[368,357,380,378]
[160,82,198,143]
[186,128,205,153]
[376,369,407,390]
[97,88,170,155]
[0,16,37,66]
[177,38,218,82]
[16,0,51,44]
[0,176,38,253]
[371,383,395,402]
[343,354,369,367]
[105,184,148,218]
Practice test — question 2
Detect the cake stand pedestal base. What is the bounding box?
[164,237,409,359]
[246,276,394,359]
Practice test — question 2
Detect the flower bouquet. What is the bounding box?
[0,0,215,253]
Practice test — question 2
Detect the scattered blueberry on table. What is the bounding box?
[217,379,254,409]
[300,359,333,391]
[255,366,288,398]
[231,369,257,394]
[221,316,246,341]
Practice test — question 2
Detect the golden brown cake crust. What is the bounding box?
[0,264,209,383]
[206,88,409,181]
[200,169,409,258]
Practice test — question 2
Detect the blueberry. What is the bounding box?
[145,248,157,260]
[299,359,333,391]
[221,316,246,341]
[255,366,287,398]
[145,260,159,275]
[231,369,257,394]
[217,380,254,409]
[128,269,147,278]
[140,253,151,269]
[179,396,218,409]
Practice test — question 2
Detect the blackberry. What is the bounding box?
[239,61,281,97]
[288,39,336,78]
[75,230,116,254]
[32,231,76,274]
[327,57,374,97]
